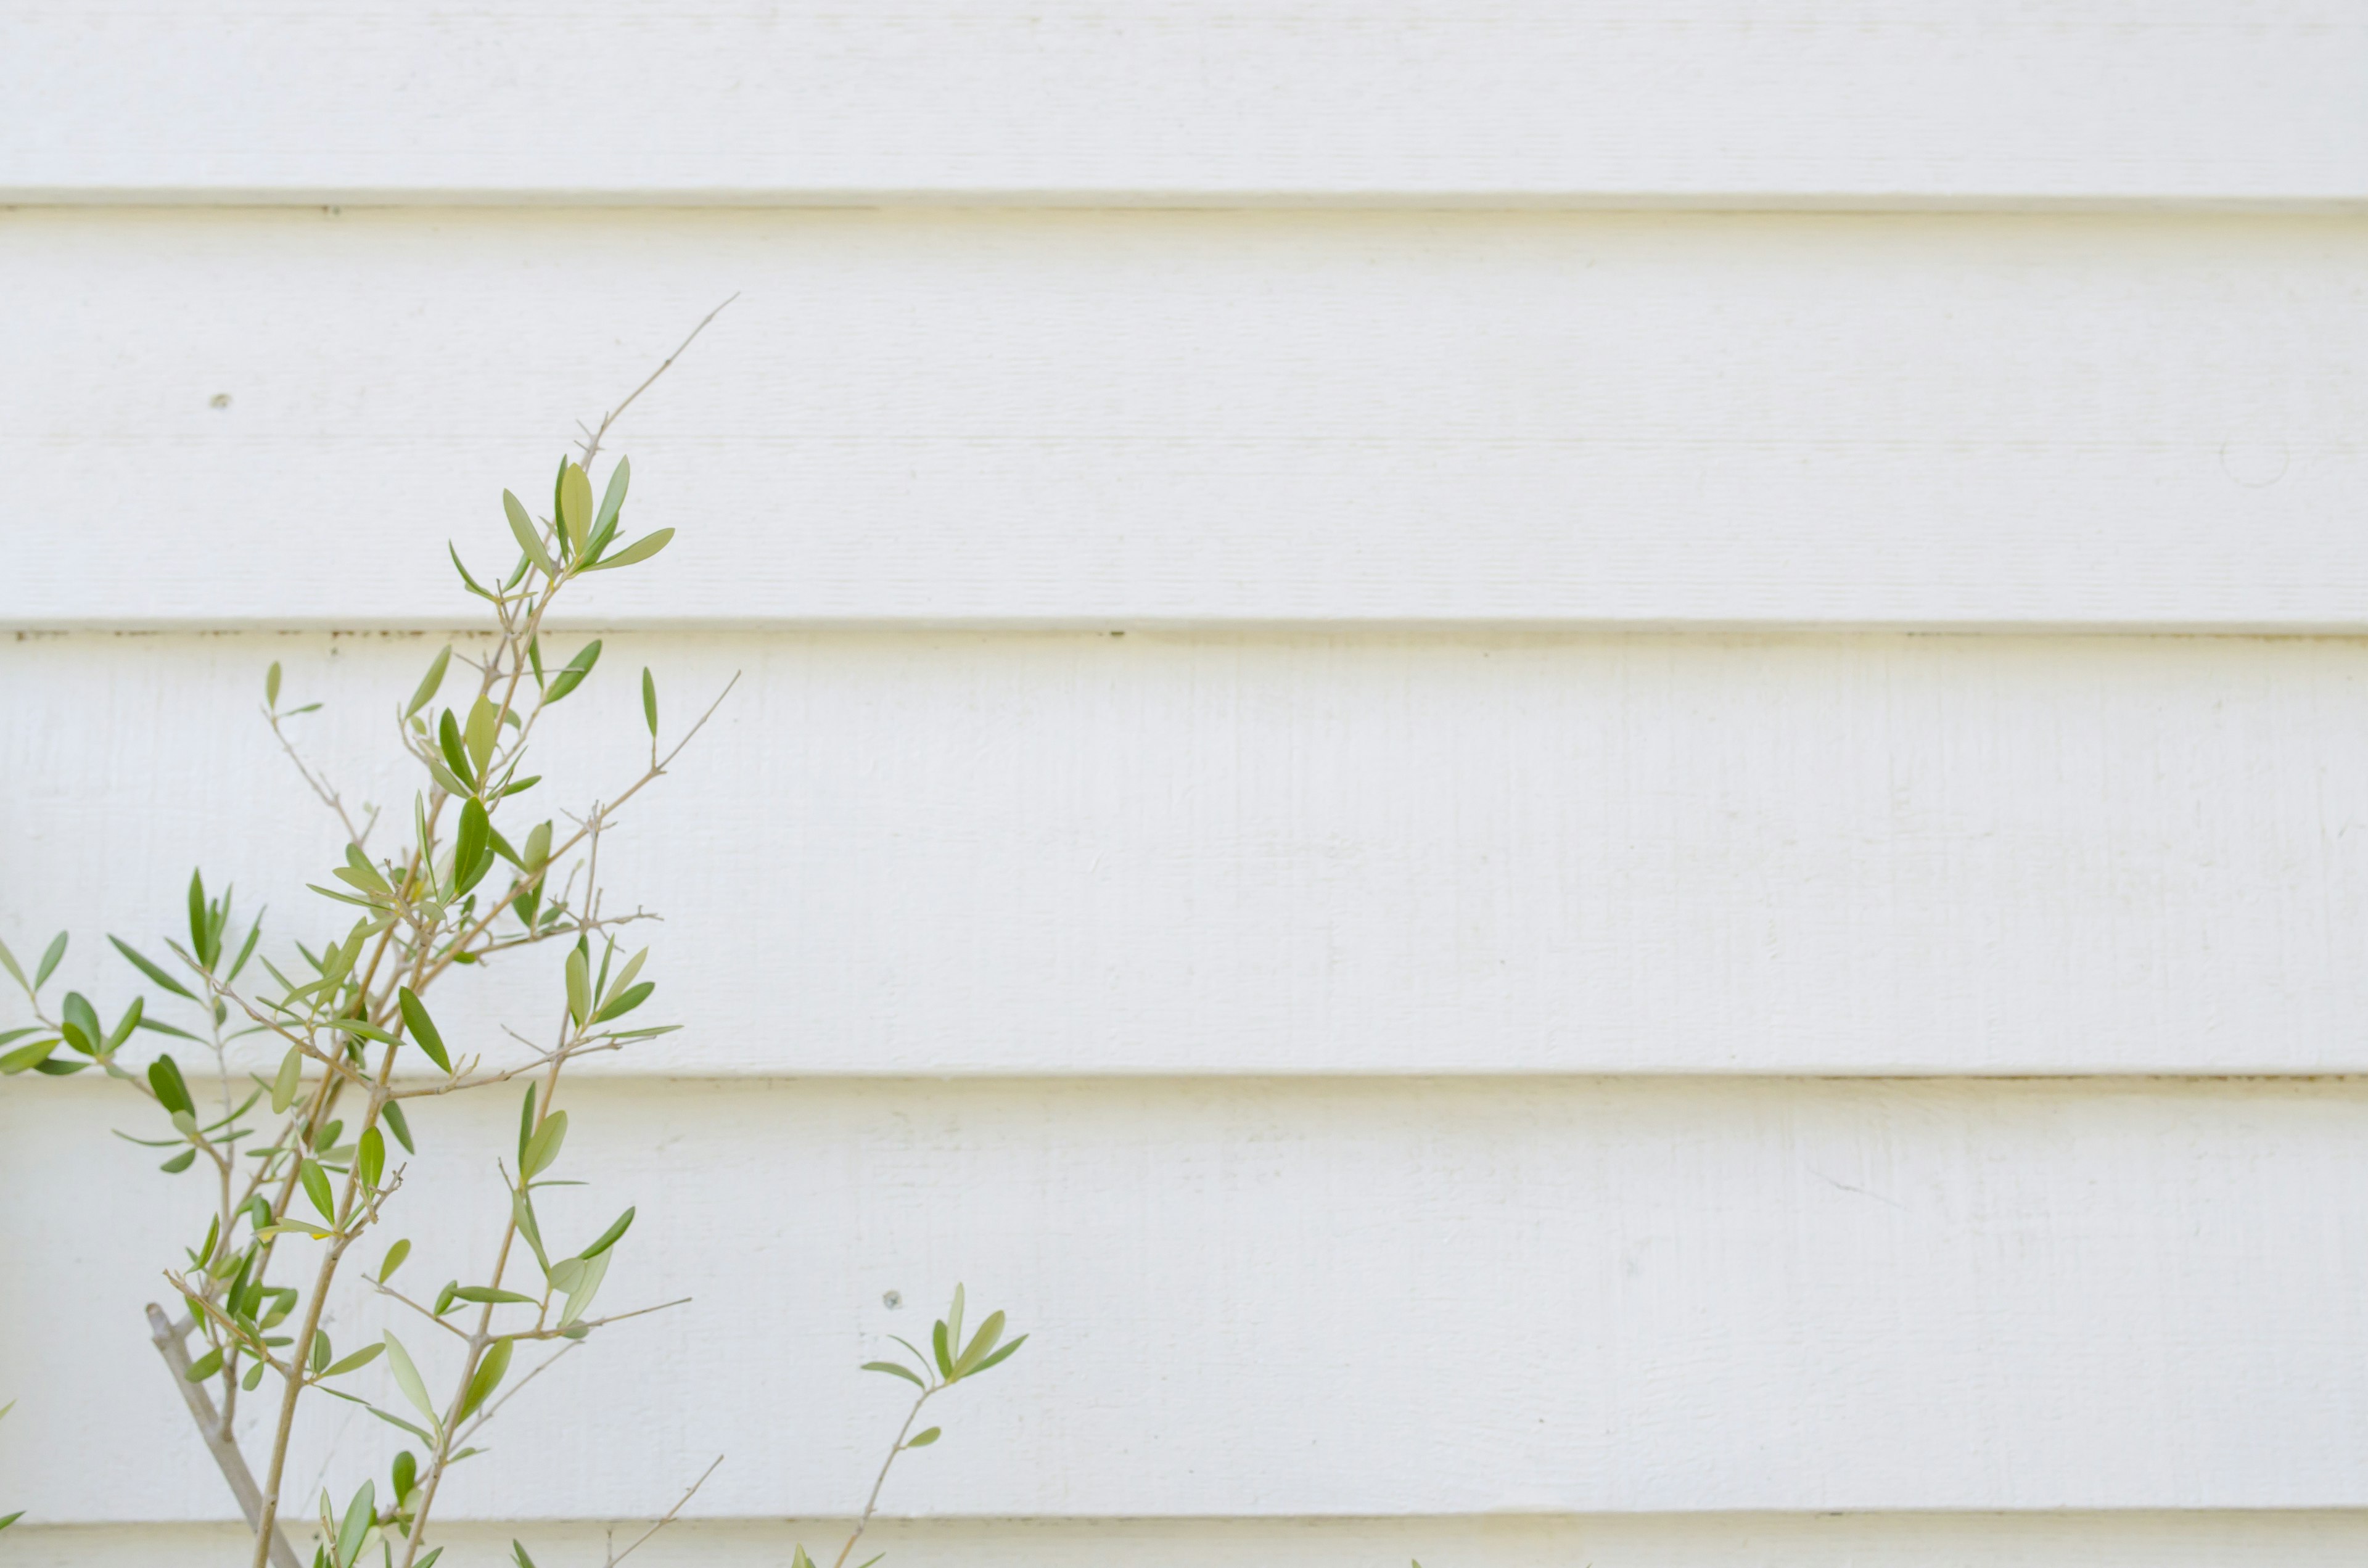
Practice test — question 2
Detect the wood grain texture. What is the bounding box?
[5,207,2366,630]
[19,1513,2368,1568]
[9,1075,2368,1520]
[10,630,2368,1076]
[2,4,2362,207]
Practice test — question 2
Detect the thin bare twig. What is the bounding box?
[576,295,737,472]
[604,1455,725,1567]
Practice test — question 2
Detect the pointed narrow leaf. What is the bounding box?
[906,1427,941,1448]
[863,1360,927,1389]
[585,527,674,572]
[968,1334,1028,1376]
[503,490,559,577]
[337,1481,375,1566]
[397,988,452,1073]
[379,1238,411,1283]
[437,710,476,792]
[110,936,197,1000]
[564,948,589,1026]
[557,462,594,553]
[35,931,67,988]
[300,1159,335,1223]
[270,1046,304,1112]
[578,1205,635,1259]
[406,644,453,720]
[593,456,630,541]
[521,1109,567,1178]
[954,1310,1006,1377]
[383,1098,416,1154]
[382,1332,438,1427]
[541,639,601,705]
[457,1336,514,1422]
[453,798,489,891]
[641,668,657,736]
[0,937,24,991]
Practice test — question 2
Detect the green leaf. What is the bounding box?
[557,462,594,556]
[511,1539,541,1568]
[104,995,144,1051]
[946,1284,964,1359]
[953,1310,1006,1377]
[392,1449,417,1503]
[591,980,654,1024]
[382,1332,439,1427]
[564,948,590,1027]
[463,697,500,776]
[300,1158,336,1223]
[593,455,630,544]
[265,660,282,707]
[584,527,674,573]
[148,1054,194,1115]
[0,936,25,991]
[557,1247,609,1326]
[0,1038,56,1075]
[271,1045,304,1114]
[641,667,658,737]
[521,1109,567,1178]
[397,988,453,1073]
[337,1479,375,1566]
[457,1336,514,1422]
[160,1147,198,1173]
[422,751,474,800]
[503,490,559,577]
[383,1098,416,1154]
[416,1551,443,1568]
[379,1238,411,1283]
[35,930,67,989]
[406,644,453,720]
[517,1084,537,1165]
[791,1548,816,1568]
[542,639,602,705]
[324,1342,385,1379]
[451,1286,538,1305]
[932,1319,953,1379]
[863,1360,927,1389]
[966,1334,1027,1377]
[326,1017,405,1048]
[358,1126,385,1189]
[905,1426,941,1448]
[453,798,490,891]
[111,935,198,1000]
[437,710,477,792]
[186,1346,225,1382]
[578,1205,635,1259]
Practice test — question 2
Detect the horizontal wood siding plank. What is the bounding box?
[18,1514,2368,1567]
[4,208,2366,630]
[2,6,2363,207]
[9,1077,2368,1519]
[7,630,2368,1076]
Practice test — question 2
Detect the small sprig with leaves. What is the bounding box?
[0,347,733,1566]
[786,1284,1027,1568]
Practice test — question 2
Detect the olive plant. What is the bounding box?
[0,332,1024,1566]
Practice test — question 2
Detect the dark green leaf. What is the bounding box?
[541,639,602,705]
[160,1147,198,1173]
[932,1320,953,1379]
[437,709,476,792]
[579,1205,635,1259]
[591,981,654,1024]
[149,1054,194,1116]
[383,1098,416,1154]
[457,1337,514,1422]
[398,988,453,1073]
[300,1159,335,1223]
[111,935,197,1000]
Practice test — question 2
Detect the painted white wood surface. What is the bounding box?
[20,1513,2368,1568]
[9,630,2368,1077]
[6,208,2365,631]
[3,4,2363,207]
[7,1075,2368,1521]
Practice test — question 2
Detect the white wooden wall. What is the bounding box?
[4,5,2367,1564]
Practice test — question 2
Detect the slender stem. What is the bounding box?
[833,1389,933,1568]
